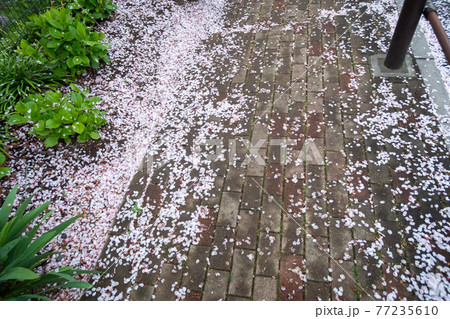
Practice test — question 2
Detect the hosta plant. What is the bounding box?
[8,84,107,147]
[26,7,110,76]
[0,186,92,300]
[68,0,118,23]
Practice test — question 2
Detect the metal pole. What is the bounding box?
[384,0,427,70]
[424,1,450,64]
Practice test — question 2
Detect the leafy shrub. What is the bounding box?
[68,0,118,22]
[8,84,107,147]
[25,7,110,77]
[0,50,69,114]
[0,185,93,300]
[0,141,11,179]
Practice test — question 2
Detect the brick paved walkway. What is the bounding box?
[84,0,449,301]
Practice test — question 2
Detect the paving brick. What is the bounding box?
[324,63,339,84]
[153,264,182,301]
[129,285,154,301]
[201,177,224,208]
[305,281,330,301]
[236,210,259,249]
[196,208,216,246]
[305,197,328,237]
[251,122,269,148]
[217,192,241,227]
[202,270,229,301]
[329,217,353,260]
[307,56,323,92]
[260,195,282,232]
[345,138,366,164]
[331,261,356,301]
[307,92,324,113]
[305,236,329,281]
[352,203,375,241]
[372,184,396,221]
[210,226,235,270]
[265,163,284,195]
[306,165,325,197]
[292,63,307,82]
[343,116,362,139]
[224,165,245,192]
[279,255,305,300]
[241,177,263,209]
[326,151,346,181]
[326,181,349,217]
[282,215,304,255]
[285,149,305,178]
[181,245,210,291]
[302,138,325,165]
[355,251,382,300]
[270,112,288,136]
[307,112,324,138]
[325,125,344,152]
[245,148,267,177]
[367,159,391,185]
[267,138,290,164]
[256,233,280,276]
[291,82,307,102]
[273,94,290,113]
[283,177,303,215]
[347,167,371,202]
[253,276,278,300]
[228,249,255,297]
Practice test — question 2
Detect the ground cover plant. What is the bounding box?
[68,0,118,23]
[8,84,107,147]
[0,186,92,300]
[26,6,110,77]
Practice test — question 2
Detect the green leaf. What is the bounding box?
[72,122,85,134]
[0,167,12,179]
[0,267,40,281]
[22,215,81,260]
[70,84,81,93]
[0,238,20,263]
[76,22,87,39]
[89,132,100,140]
[72,56,82,66]
[60,281,92,289]
[45,119,61,129]
[47,40,61,49]
[7,294,52,301]
[0,186,18,229]
[7,202,50,243]
[77,114,88,123]
[71,92,83,105]
[7,114,28,125]
[44,136,59,148]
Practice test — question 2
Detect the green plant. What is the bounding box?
[68,0,118,22]
[0,50,69,113]
[0,185,93,300]
[8,84,107,147]
[131,202,142,216]
[26,7,110,76]
[0,141,11,179]
[0,112,13,180]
